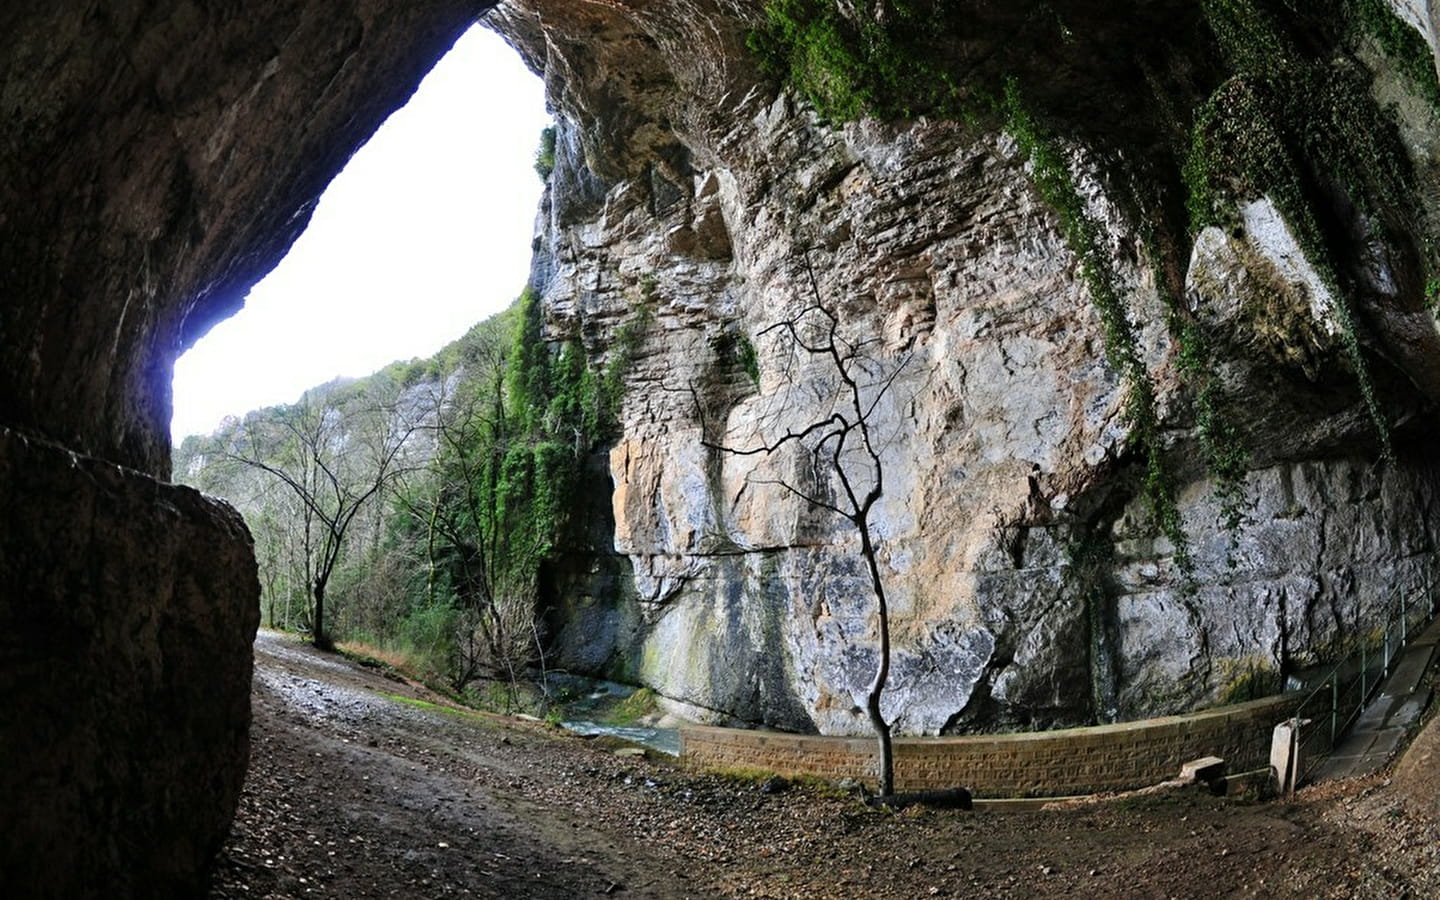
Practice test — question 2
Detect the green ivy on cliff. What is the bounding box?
[1002,80,1193,572]
[747,0,957,120]
[472,287,644,582]
[1350,0,1440,109]
[750,0,1440,563]
[1185,0,1440,458]
[405,286,650,686]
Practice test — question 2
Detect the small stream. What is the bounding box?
[543,674,682,756]
[558,720,681,756]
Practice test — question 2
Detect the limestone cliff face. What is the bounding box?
[495,1,1440,735]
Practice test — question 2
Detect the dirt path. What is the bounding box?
[209,632,1440,899]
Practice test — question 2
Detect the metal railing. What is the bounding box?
[1289,569,1438,784]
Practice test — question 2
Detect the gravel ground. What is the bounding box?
[208,632,1440,899]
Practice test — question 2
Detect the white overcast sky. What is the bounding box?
[171,24,550,441]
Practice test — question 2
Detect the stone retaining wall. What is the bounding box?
[680,693,1304,797]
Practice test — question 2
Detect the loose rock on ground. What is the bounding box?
[210,632,1440,898]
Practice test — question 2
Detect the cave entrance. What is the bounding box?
[171,24,549,442]
[170,21,552,660]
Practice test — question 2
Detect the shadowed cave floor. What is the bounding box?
[207,632,1440,898]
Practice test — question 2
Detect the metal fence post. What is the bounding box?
[1330,678,1338,747]
[1361,642,1368,700]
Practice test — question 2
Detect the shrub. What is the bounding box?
[534,125,557,181]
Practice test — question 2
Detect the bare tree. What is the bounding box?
[706,284,910,796]
[225,379,424,650]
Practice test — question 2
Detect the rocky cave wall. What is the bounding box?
[492,1,1440,736]
[0,2,491,896]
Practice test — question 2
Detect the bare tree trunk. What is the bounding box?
[859,522,894,796]
[426,495,441,607]
[312,579,332,651]
[701,294,909,798]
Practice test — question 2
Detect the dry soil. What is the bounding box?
[208,631,1440,899]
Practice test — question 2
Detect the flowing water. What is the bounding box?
[558,720,681,756]
[544,674,682,756]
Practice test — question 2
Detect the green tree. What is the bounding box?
[534,125,557,181]
[408,289,647,689]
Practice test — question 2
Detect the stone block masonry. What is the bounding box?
[680,693,1303,797]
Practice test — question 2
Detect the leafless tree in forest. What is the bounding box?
[394,329,549,691]
[225,380,424,650]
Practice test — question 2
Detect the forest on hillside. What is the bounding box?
[175,291,648,695]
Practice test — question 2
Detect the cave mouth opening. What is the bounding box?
[168,19,553,665]
[2,8,562,898]
[170,23,550,445]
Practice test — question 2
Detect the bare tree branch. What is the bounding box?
[704,251,911,795]
[222,382,425,650]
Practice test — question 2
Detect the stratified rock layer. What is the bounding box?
[494,1,1440,736]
